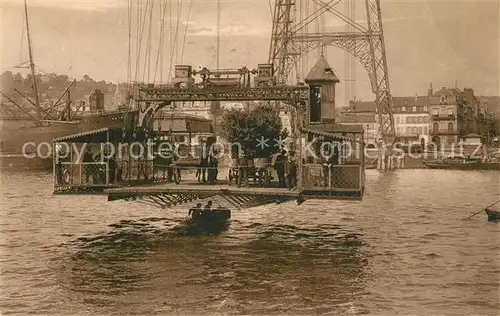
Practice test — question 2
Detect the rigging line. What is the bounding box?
[300,0,305,76]
[166,0,174,82]
[140,0,152,83]
[305,0,309,72]
[127,0,132,93]
[167,0,184,81]
[175,0,184,65]
[134,0,150,83]
[314,1,320,58]
[142,0,154,83]
[20,10,25,65]
[153,0,169,83]
[180,0,194,64]
[268,0,273,20]
[134,0,142,83]
[134,0,143,83]
[161,0,169,83]
[216,0,220,70]
[136,0,151,83]
[148,0,155,83]
[153,0,163,84]
[169,0,172,62]
[34,65,48,74]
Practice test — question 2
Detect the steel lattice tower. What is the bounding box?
[269,0,395,140]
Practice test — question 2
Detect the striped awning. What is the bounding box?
[53,127,112,143]
[300,127,363,143]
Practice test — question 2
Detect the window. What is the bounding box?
[447,108,454,115]
[412,106,417,112]
[432,108,438,115]
[424,116,429,123]
[174,135,186,143]
[448,122,454,132]
[417,116,423,124]
[406,127,411,135]
[396,116,400,124]
[424,126,428,135]
[433,123,438,133]
[401,106,406,112]
[417,127,423,135]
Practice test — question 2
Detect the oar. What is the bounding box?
[466,199,500,219]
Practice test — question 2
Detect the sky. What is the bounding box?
[0,0,499,105]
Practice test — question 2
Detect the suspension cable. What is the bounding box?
[180,0,194,64]
[134,0,150,84]
[216,0,220,70]
[154,0,169,83]
[169,0,172,65]
[167,0,184,81]
[134,0,143,83]
[175,0,184,65]
[127,0,132,93]
[142,0,154,83]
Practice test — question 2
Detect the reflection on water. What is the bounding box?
[1,169,499,315]
[64,217,368,314]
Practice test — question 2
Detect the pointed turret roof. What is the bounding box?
[305,54,340,83]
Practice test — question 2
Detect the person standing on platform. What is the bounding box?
[272,150,286,187]
[199,139,209,183]
[107,153,117,184]
[83,146,94,184]
[285,152,297,190]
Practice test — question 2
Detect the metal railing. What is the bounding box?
[54,159,174,193]
[54,162,109,192]
[301,164,364,192]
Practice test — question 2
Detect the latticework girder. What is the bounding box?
[269,0,395,139]
[269,0,296,84]
[134,85,309,128]
[137,86,309,102]
[112,191,297,210]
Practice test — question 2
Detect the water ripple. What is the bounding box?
[0,169,499,315]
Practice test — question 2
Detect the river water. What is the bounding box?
[0,169,499,315]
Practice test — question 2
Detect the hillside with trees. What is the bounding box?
[1,71,127,114]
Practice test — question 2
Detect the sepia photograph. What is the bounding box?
[0,0,499,314]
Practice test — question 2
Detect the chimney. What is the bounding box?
[428,83,433,97]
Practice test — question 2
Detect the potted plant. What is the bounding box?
[220,104,288,167]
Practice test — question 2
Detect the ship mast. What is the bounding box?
[24,0,41,120]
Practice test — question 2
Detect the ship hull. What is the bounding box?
[0,112,135,171]
[423,162,500,170]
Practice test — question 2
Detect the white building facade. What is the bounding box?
[393,96,431,147]
[340,101,380,147]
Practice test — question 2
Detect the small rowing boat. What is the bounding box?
[485,208,500,221]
